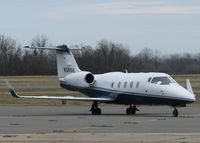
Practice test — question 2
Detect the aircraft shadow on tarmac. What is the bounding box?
[11,112,194,118]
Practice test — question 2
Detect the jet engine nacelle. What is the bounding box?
[64,71,94,88]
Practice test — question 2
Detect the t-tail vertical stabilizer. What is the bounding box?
[56,45,81,78]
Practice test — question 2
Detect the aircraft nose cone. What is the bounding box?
[170,84,196,103]
[188,92,196,102]
[183,89,196,103]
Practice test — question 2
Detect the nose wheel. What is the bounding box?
[90,101,101,115]
[172,107,178,117]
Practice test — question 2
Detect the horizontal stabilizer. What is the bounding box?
[24,46,60,50]
[24,45,83,52]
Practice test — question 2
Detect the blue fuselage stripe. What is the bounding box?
[60,83,194,106]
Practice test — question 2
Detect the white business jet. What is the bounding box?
[7,45,196,117]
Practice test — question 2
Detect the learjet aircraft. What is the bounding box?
[6,45,196,117]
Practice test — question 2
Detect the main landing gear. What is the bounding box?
[90,101,101,115]
[126,104,139,115]
[172,107,178,117]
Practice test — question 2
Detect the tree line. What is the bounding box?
[0,35,200,76]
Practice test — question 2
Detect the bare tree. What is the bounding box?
[28,35,52,75]
[1,35,200,75]
[0,35,19,75]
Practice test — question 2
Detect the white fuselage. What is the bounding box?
[61,71,195,106]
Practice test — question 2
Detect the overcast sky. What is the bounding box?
[0,0,200,55]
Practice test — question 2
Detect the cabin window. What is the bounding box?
[124,82,127,88]
[111,82,114,88]
[118,82,121,88]
[130,81,133,88]
[136,82,140,88]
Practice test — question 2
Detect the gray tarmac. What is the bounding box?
[1,105,200,143]
[0,105,200,134]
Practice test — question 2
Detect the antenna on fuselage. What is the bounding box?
[125,69,128,73]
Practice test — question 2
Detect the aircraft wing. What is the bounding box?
[5,80,114,102]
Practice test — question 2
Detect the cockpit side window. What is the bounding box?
[148,77,152,82]
[151,77,171,85]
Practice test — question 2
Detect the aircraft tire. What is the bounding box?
[126,108,131,115]
[131,109,136,115]
[97,108,101,115]
[91,108,101,115]
[126,108,136,115]
[91,110,96,115]
[173,108,178,117]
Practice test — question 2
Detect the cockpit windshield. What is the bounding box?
[151,77,172,85]
[169,76,177,83]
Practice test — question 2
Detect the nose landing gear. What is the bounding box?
[90,101,101,115]
[172,107,178,117]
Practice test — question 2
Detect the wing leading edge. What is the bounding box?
[5,80,114,102]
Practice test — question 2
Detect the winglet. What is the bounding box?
[186,79,194,95]
[4,80,20,98]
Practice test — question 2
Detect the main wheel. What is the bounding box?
[97,108,101,115]
[173,108,178,117]
[91,109,97,115]
[131,109,136,115]
[91,108,101,115]
[126,108,131,115]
